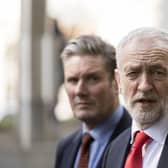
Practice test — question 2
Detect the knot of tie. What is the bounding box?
[132,131,150,151]
[82,133,93,147]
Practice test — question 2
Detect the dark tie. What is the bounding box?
[124,131,151,168]
[78,133,93,168]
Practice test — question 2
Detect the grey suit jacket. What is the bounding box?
[54,107,131,168]
[102,128,168,168]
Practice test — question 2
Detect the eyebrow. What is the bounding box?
[123,64,140,72]
[149,64,167,69]
[123,62,168,70]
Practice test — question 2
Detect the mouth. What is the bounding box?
[75,102,92,107]
[134,98,157,105]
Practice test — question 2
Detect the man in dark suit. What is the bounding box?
[54,35,131,168]
[102,27,168,168]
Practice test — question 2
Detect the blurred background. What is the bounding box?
[0,0,168,167]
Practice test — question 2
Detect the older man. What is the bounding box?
[102,27,168,168]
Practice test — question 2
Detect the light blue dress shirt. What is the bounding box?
[74,105,124,168]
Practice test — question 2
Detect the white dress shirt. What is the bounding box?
[131,112,168,168]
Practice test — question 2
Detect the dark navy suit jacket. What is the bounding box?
[102,128,168,168]
[54,108,131,168]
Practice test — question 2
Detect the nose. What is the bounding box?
[138,73,153,92]
[75,80,87,96]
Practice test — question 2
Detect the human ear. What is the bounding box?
[114,69,121,94]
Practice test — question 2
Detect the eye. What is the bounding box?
[66,77,78,85]
[86,75,100,83]
[152,70,167,80]
[125,71,139,80]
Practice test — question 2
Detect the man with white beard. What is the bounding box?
[102,27,168,168]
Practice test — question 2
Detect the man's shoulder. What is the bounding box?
[57,129,81,149]
[112,127,131,145]
[119,107,131,125]
[111,107,131,140]
[102,128,131,168]
[109,127,130,148]
[107,128,131,156]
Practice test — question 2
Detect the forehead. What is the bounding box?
[64,55,107,75]
[119,37,168,69]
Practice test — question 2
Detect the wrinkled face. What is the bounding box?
[64,55,118,129]
[116,38,168,128]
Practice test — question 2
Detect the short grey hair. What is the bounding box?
[116,27,168,67]
[61,35,116,79]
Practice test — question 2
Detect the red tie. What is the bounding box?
[124,131,151,168]
[78,133,93,168]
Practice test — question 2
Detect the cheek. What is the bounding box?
[97,87,113,102]
[157,83,168,98]
[90,86,107,99]
[65,86,74,101]
[121,81,134,98]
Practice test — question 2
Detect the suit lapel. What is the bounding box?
[102,128,131,168]
[113,128,131,168]
[157,134,168,168]
[106,109,131,168]
[110,108,131,140]
[62,131,82,168]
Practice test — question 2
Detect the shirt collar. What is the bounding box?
[82,105,124,144]
[131,112,168,145]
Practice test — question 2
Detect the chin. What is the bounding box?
[76,112,90,120]
[134,111,161,126]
